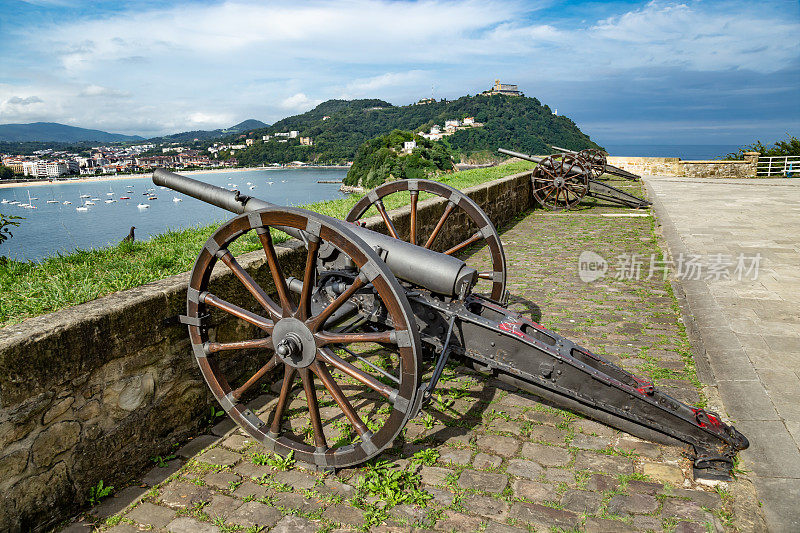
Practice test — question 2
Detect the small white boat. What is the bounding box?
[91,197,99,201]
[1,199,8,204]
[249,185,256,190]
[9,201,19,205]
[104,199,116,204]
[80,194,90,198]
[106,192,114,196]
[267,181,274,185]
[63,201,72,205]
[47,200,59,204]
[172,197,182,202]
[76,206,89,212]
[137,203,150,209]
[85,201,95,206]
[246,182,252,185]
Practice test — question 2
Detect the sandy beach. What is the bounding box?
[0,165,350,189]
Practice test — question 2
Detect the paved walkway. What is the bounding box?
[645,176,800,532]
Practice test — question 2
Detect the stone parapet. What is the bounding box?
[607,153,759,178]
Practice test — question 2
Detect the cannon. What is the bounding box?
[498,148,651,211]
[550,145,642,181]
[153,168,747,479]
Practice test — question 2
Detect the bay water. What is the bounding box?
[0,168,348,262]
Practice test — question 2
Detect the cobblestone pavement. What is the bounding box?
[65,177,763,532]
[645,176,800,532]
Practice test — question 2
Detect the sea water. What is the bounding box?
[0,168,348,262]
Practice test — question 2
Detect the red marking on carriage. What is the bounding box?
[692,408,722,428]
[498,322,525,338]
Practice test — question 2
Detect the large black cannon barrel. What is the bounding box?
[497,148,544,164]
[153,169,477,297]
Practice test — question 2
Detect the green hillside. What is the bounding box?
[344,130,455,188]
[0,122,142,143]
[232,94,601,166]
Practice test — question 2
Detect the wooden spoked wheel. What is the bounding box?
[185,207,421,469]
[531,154,590,211]
[577,148,607,180]
[345,179,507,302]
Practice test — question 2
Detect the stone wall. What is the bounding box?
[0,171,533,531]
[607,152,759,178]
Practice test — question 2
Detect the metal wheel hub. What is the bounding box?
[273,318,316,368]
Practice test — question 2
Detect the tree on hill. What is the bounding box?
[727,134,800,159]
[344,130,454,188]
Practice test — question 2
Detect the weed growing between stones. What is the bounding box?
[87,480,114,506]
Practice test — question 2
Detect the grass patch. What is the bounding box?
[0,161,534,327]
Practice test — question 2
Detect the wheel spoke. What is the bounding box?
[208,337,273,353]
[478,271,495,280]
[317,348,395,399]
[257,229,295,316]
[444,231,482,256]
[204,293,273,332]
[312,360,369,436]
[232,354,279,401]
[270,365,297,435]
[409,191,419,245]
[424,201,455,249]
[316,330,394,347]
[300,368,328,449]
[307,276,366,332]
[296,239,320,321]
[218,250,282,320]
[374,200,399,239]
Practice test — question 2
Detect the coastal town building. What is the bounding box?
[299,137,313,146]
[483,79,522,97]
[402,141,417,153]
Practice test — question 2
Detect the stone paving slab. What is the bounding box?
[62,176,756,532]
[645,175,799,532]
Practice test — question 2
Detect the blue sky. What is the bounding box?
[1,0,798,145]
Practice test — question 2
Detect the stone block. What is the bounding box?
[126,502,176,528]
[506,459,543,480]
[473,452,502,470]
[31,421,81,467]
[166,517,220,533]
[227,501,282,528]
[511,479,558,502]
[420,466,451,486]
[203,470,240,490]
[573,453,633,475]
[273,469,318,490]
[509,501,580,528]
[434,510,482,532]
[195,447,241,467]
[176,435,220,459]
[142,459,183,487]
[461,494,509,519]
[233,481,270,500]
[271,515,319,533]
[476,435,519,457]
[438,448,472,466]
[323,504,365,527]
[457,470,508,493]
[641,462,684,484]
[520,442,571,466]
[606,493,659,515]
[560,489,602,514]
[158,481,213,509]
[204,493,241,520]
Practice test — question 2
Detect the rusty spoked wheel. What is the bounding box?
[185,207,421,469]
[531,154,590,211]
[345,179,507,302]
[577,148,607,180]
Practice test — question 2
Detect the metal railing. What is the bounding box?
[757,155,800,177]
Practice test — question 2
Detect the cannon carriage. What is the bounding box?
[154,168,747,479]
[499,148,651,211]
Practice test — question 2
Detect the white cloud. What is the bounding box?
[281,93,323,111]
[342,71,429,97]
[79,85,131,98]
[6,96,44,105]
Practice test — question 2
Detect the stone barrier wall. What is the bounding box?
[607,152,759,178]
[0,171,533,531]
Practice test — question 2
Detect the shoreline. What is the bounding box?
[0,165,351,189]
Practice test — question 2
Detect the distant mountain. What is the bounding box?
[223,119,268,133]
[0,122,143,143]
[146,119,270,143]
